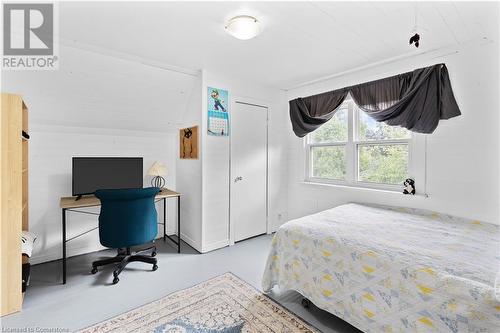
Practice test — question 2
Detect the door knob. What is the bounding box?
[234,176,243,183]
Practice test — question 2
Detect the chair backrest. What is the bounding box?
[95,187,160,248]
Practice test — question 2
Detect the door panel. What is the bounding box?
[230,102,267,242]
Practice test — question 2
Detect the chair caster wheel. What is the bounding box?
[151,251,157,257]
[112,276,119,284]
[91,267,98,274]
[301,298,311,308]
[152,264,158,271]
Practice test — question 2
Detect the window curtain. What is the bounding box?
[289,64,461,137]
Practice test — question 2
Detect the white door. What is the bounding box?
[230,102,267,242]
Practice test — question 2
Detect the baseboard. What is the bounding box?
[30,235,173,265]
[179,232,202,253]
[30,243,108,265]
[201,239,229,253]
[30,233,223,265]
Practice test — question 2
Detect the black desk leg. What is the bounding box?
[177,196,181,253]
[163,197,167,241]
[62,208,67,284]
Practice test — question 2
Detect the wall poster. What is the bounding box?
[179,125,198,159]
[207,87,229,136]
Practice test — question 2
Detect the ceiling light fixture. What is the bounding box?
[225,15,260,40]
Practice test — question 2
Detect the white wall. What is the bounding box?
[198,70,288,252]
[28,125,177,264]
[2,41,290,259]
[174,70,289,253]
[1,45,191,264]
[286,40,499,225]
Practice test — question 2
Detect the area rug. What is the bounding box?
[78,272,319,333]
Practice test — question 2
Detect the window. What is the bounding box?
[306,99,411,190]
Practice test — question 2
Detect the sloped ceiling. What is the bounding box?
[2,46,196,132]
[2,1,498,132]
[57,1,498,89]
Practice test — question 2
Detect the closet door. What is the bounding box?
[230,102,267,242]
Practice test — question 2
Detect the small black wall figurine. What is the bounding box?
[403,178,416,195]
[409,33,420,48]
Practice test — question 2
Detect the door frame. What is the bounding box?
[229,96,269,246]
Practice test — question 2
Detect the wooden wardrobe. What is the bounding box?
[1,93,29,316]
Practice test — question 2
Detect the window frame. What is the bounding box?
[305,99,413,192]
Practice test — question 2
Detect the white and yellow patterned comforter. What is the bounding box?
[262,203,500,332]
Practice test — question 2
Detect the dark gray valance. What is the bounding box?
[289,64,461,137]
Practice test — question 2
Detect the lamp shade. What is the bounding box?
[147,161,167,177]
[225,15,261,40]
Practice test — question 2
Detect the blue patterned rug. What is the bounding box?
[78,273,318,333]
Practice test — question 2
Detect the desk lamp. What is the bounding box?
[147,161,167,190]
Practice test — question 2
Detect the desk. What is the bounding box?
[59,188,180,284]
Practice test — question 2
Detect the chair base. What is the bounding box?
[91,245,157,284]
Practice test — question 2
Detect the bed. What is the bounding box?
[262,203,500,332]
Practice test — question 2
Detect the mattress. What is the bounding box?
[262,203,500,332]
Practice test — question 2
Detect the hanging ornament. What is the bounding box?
[409,3,421,48]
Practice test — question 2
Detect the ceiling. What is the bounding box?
[57,1,499,89]
[2,46,195,131]
[2,2,498,132]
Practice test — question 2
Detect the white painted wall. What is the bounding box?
[1,45,192,264]
[2,41,289,260]
[198,70,288,252]
[286,40,499,225]
[174,70,289,253]
[176,74,203,252]
[27,126,177,264]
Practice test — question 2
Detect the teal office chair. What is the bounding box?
[91,187,160,284]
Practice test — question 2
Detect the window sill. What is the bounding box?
[300,180,429,198]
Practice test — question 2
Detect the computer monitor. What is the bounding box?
[72,157,143,196]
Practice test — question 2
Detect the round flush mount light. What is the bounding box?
[225,15,261,40]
